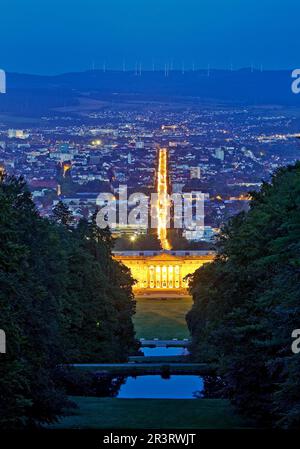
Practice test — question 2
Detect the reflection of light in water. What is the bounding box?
[142,347,189,356]
[117,375,203,399]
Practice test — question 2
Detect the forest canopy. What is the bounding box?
[187,162,300,429]
[0,176,138,428]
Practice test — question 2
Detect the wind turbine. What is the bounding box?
[207,63,210,77]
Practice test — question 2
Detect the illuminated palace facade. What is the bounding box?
[113,147,215,296]
[113,250,215,294]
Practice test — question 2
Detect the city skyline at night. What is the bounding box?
[1,0,300,438]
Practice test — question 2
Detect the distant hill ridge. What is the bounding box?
[1,69,299,117]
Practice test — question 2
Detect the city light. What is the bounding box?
[91,139,102,146]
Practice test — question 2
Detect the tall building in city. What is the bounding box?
[8,129,29,139]
[135,140,144,149]
[190,166,201,179]
[215,147,225,161]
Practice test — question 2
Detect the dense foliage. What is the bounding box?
[187,162,300,428]
[0,178,138,429]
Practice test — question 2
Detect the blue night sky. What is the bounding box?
[0,0,299,74]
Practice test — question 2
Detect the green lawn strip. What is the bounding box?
[134,297,193,340]
[49,397,251,429]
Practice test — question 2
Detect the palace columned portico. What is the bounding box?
[113,250,215,295]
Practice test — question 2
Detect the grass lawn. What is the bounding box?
[49,397,250,429]
[134,296,193,339]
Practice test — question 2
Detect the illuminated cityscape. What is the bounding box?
[1,96,299,239]
[1,0,300,436]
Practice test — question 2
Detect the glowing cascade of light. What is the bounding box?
[156,147,171,250]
